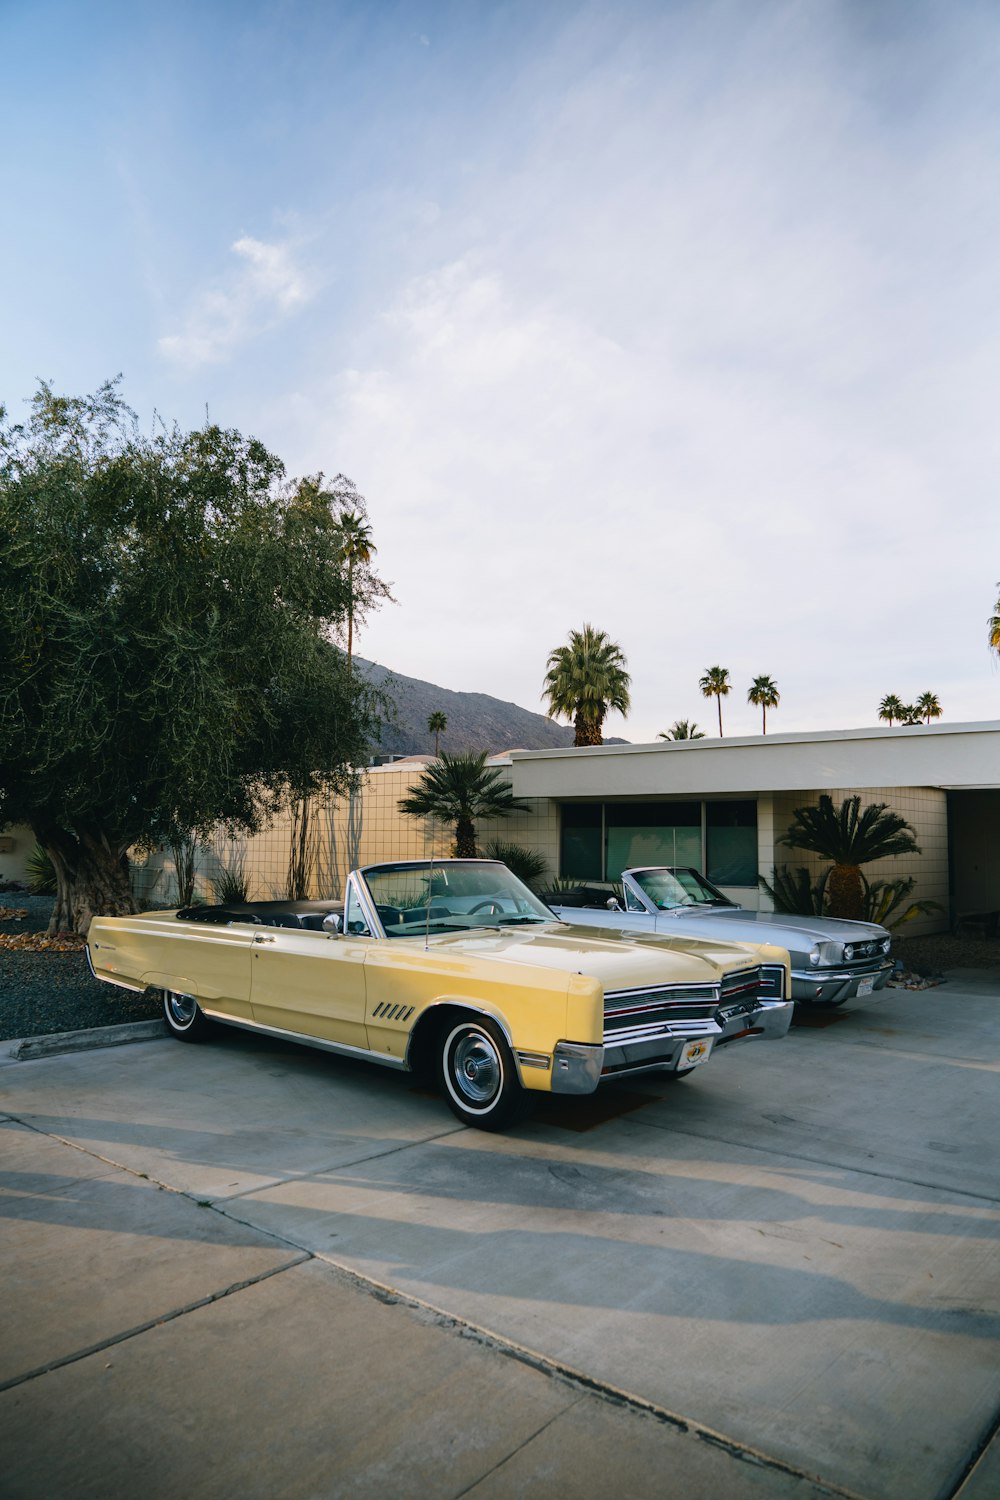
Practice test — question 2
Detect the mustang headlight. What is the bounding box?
[880,937,891,954]
[810,941,842,967]
[843,944,854,961]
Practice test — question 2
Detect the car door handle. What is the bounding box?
[253,934,276,944]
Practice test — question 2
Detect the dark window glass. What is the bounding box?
[706,801,757,886]
[606,802,701,880]
[560,804,602,880]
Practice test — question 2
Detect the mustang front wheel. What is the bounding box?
[162,988,212,1042]
[437,1016,530,1130]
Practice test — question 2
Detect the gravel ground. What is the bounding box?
[0,894,161,1042]
[1,894,996,1044]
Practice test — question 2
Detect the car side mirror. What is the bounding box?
[322,913,343,936]
[606,897,621,911]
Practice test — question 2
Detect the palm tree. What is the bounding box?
[779,794,920,920]
[699,666,731,737]
[542,624,631,747]
[337,509,375,670]
[657,720,705,740]
[900,704,924,727]
[915,692,942,726]
[747,674,780,734]
[878,694,906,727]
[989,584,1000,653]
[427,710,448,756]
[398,751,530,858]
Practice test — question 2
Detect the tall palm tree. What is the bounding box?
[878,694,906,727]
[747,674,780,734]
[658,720,705,740]
[398,751,530,858]
[779,794,920,920]
[699,666,731,737]
[542,624,631,747]
[989,584,1000,653]
[337,509,375,670]
[427,710,448,756]
[915,691,942,726]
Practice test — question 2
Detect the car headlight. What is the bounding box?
[810,941,842,967]
[880,937,891,954]
[843,944,854,961]
[808,946,821,967]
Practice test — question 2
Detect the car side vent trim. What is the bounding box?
[372,1002,416,1023]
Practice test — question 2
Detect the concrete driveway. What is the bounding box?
[1,979,998,1500]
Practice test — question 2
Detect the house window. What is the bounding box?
[560,803,603,880]
[706,801,757,886]
[605,802,701,881]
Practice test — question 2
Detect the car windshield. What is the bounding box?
[631,868,735,910]
[360,861,554,938]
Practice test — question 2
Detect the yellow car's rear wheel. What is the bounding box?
[162,988,212,1042]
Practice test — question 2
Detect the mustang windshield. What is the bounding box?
[361,861,554,938]
[632,868,735,910]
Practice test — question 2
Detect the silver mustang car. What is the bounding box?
[549,866,893,1007]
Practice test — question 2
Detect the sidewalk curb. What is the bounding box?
[9,1019,166,1061]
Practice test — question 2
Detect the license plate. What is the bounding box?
[856,975,875,997]
[679,1038,713,1069]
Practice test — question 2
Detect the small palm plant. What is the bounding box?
[658,720,705,740]
[543,625,631,746]
[398,751,530,858]
[779,795,920,920]
[337,509,375,670]
[747,674,779,734]
[699,666,731,737]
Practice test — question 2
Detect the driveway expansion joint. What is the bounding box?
[0,1253,312,1394]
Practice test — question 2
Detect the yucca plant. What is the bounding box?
[483,840,548,892]
[779,796,920,920]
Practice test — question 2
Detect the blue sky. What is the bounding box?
[3,0,998,741]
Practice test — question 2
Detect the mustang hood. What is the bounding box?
[663,908,887,946]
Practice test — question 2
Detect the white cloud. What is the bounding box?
[158,236,316,366]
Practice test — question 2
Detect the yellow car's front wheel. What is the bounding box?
[437,1016,531,1131]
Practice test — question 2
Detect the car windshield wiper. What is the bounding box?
[497,915,550,925]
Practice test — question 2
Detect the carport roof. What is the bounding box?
[508,719,1000,799]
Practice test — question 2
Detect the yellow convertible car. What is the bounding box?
[87,859,793,1130]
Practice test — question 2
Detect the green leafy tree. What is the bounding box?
[878,694,906,727]
[542,624,631,746]
[699,666,731,737]
[658,720,705,741]
[915,691,942,725]
[398,752,530,858]
[779,795,920,920]
[427,710,448,755]
[747,674,779,734]
[0,381,388,934]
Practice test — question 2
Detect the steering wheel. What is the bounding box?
[469,900,503,915]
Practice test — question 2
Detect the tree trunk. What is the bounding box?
[827,863,864,920]
[574,711,604,747]
[39,827,137,936]
[717,697,723,736]
[455,818,477,858]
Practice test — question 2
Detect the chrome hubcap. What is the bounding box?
[165,990,197,1027]
[451,1032,501,1104]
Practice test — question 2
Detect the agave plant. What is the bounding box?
[861,875,942,930]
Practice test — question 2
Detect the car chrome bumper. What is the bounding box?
[716,997,794,1045]
[790,959,893,1005]
[550,1041,605,1094]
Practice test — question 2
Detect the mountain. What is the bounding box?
[356,657,628,756]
